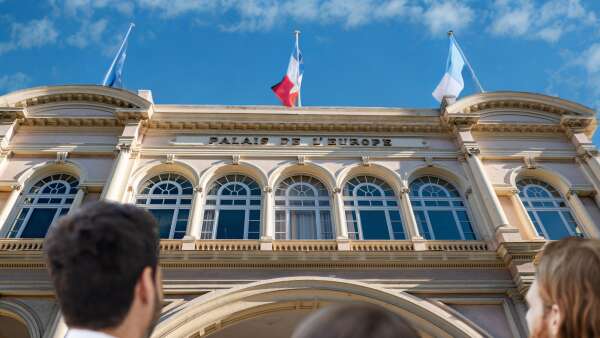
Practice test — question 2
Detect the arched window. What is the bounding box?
[410,176,475,240]
[201,174,262,239]
[274,175,333,240]
[136,173,193,239]
[517,178,583,239]
[7,174,78,238]
[343,176,405,240]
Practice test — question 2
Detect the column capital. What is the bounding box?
[333,187,342,194]
[10,183,22,191]
[263,186,273,193]
[194,185,203,193]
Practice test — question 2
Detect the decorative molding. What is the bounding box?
[361,155,370,167]
[560,115,594,131]
[523,155,537,169]
[10,184,22,191]
[464,187,473,197]
[297,155,305,165]
[424,156,434,167]
[116,143,132,152]
[461,144,480,157]
[164,153,175,164]
[231,154,240,165]
[55,151,69,164]
[333,187,342,194]
[263,186,272,193]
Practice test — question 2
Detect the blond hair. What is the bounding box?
[535,237,600,338]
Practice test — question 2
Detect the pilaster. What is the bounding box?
[399,187,420,240]
[101,117,145,201]
[0,184,21,236]
[188,186,204,239]
[261,185,274,250]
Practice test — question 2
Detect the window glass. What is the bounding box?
[409,176,473,240]
[275,175,332,239]
[137,173,192,239]
[517,178,581,239]
[343,176,405,240]
[8,174,79,238]
[359,210,390,240]
[203,174,262,239]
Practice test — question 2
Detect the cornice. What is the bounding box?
[0,85,151,109]
[445,92,596,117]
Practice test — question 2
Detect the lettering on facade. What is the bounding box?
[174,135,428,148]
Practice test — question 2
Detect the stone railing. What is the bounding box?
[350,240,414,251]
[195,240,260,251]
[0,239,44,251]
[272,240,338,251]
[0,239,491,253]
[425,241,488,251]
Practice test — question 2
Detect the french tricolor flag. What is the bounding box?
[272,33,303,107]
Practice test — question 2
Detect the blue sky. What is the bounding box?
[1,0,600,140]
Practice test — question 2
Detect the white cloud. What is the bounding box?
[489,0,596,43]
[422,1,474,35]
[0,17,59,54]
[67,18,108,47]
[0,72,31,93]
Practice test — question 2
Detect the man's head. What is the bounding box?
[526,237,600,338]
[292,303,420,338]
[44,201,162,338]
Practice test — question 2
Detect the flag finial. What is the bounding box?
[447,30,453,37]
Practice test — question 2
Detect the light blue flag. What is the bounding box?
[432,37,465,102]
[102,23,135,88]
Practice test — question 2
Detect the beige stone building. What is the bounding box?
[0,85,599,338]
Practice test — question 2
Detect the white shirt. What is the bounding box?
[65,328,117,338]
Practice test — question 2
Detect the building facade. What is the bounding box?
[0,85,599,338]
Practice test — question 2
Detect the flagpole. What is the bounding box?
[102,23,135,86]
[294,30,302,107]
[448,30,484,93]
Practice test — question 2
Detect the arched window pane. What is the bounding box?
[274,175,333,239]
[202,174,262,240]
[517,178,583,239]
[343,176,405,240]
[136,173,193,239]
[409,176,475,240]
[7,174,78,238]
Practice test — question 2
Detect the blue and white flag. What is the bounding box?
[102,23,135,88]
[432,37,465,102]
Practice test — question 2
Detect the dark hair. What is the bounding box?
[44,201,159,330]
[292,303,420,338]
[535,237,600,338]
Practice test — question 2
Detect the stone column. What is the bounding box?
[260,186,274,250]
[453,124,520,242]
[188,186,204,239]
[66,186,87,215]
[102,143,133,201]
[333,187,350,250]
[102,119,144,201]
[509,189,541,240]
[566,190,600,238]
[333,187,348,239]
[399,187,419,240]
[0,184,21,236]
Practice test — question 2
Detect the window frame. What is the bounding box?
[274,175,334,240]
[343,176,405,240]
[135,173,193,239]
[409,176,476,240]
[7,173,79,238]
[517,178,583,239]
[201,174,262,240]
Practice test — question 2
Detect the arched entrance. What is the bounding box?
[153,277,485,338]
